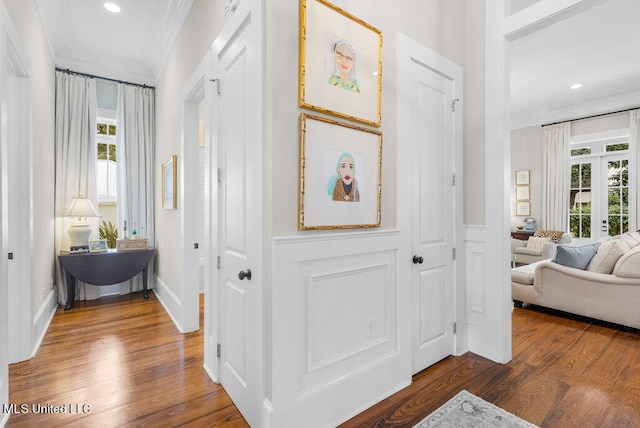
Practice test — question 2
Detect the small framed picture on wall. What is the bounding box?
[515,170,530,185]
[516,185,530,201]
[516,201,530,216]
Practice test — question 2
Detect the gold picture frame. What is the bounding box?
[162,155,177,209]
[298,113,382,230]
[515,170,530,185]
[516,201,530,216]
[516,185,530,201]
[299,0,383,127]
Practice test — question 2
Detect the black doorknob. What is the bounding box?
[412,255,424,264]
[238,269,252,280]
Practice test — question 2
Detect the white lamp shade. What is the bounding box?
[64,196,99,249]
[64,197,99,219]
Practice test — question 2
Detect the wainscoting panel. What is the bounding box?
[308,264,390,372]
[270,230,409,427]
[465,227,488,328]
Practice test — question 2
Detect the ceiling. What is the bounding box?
[35,0,194,86]
[34,0,640,126]
[509,0,640,128]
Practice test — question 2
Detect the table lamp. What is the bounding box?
[64,195,100,248]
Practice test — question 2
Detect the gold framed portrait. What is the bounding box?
[299,0,383,127]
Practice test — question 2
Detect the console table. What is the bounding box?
[58,248,155,310]
[511,230,534,241]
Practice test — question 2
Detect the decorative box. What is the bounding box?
[116,238,148,251]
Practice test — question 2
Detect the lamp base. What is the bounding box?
[68,222,92,248]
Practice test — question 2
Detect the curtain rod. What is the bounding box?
[55,67,155,89]
[541,107,638,127]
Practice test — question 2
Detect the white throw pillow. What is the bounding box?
[526,236,550,250]
[613,245,640,278]
[587,238,631,274]
[619,231,640,249]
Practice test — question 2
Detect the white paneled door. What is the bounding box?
[408,53,456,375]
[213,2,264,427]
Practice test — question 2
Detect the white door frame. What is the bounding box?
[397,33,467,360]
[2,4,33,365]
[485,0,608,362]
[181,54,211,334]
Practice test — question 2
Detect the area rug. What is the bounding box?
[413,390,538,427]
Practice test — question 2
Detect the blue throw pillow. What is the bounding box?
[553,242,601,270]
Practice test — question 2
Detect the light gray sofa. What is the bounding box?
[511,236,640,329]
[511,230,572,265]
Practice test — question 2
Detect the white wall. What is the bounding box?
[511,126,543,229]
[154,0,226,299]
[4,0,55,317]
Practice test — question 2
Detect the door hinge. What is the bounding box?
[210,78,221,95]
[451,98,460,112]
[452,173,456,186]
[217,167,222,183]
[453,322,457,334]
[217,256,221,269]
[8,252,13,260]
[452,248,456,261]
[217,343,221,357]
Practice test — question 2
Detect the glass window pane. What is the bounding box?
[108,124,116,136]
[621,188,628,214]
[108,144,117,162]
[97,123,107,135]
[608,188,620,212]
[97,143,107,160]
[609,216,621,236]
[580,164,591,187]
[570,165,580,188]
[622,217,629,234]
[581,215,591,238]
[571,147,591,156]
[569,215,580,238]
[621,160,628,186]
[605,142,629,152]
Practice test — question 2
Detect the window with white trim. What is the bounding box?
[569,132,630,239]
[96,118,117,203]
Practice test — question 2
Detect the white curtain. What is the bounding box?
[630,109,640,231]
[116,84,155,293]
[54,71,98,305]
[542,122,571,231]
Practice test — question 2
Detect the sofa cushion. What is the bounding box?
[526,236,550,249]
[514,247,542,256]
[612,245,640,278]
[619,231,640,249]
[587,238,631,274]
[511,264,535,285]
[553,242,600,270]
[534,229,564,243]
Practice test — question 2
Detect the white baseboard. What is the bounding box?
[1,411,8,428]
[202,363,218,383]
[31,289,57,358]
[153,276,183,333]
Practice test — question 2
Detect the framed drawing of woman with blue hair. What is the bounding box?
[299,0,382,128]
[298,113,382,230]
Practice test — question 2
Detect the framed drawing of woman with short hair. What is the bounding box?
[299,0,383,127]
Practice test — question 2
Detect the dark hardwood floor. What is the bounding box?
[7,294,639,427]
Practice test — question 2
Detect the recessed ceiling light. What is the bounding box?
[104,3,121,13]
[570,83,582,90]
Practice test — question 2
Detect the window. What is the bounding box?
[569,133,629,239]
[97,118,117,202]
